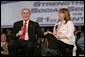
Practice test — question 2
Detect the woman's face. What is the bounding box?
[1,34,6,42]
[59,13,65,20]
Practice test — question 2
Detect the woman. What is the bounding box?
[1,32,9,56]
[45,8,77,56]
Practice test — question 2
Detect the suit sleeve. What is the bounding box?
[12,22,19,40]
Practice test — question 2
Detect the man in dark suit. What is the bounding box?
[13,8,42,56]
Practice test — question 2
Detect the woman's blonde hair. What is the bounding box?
[58,8,71,24]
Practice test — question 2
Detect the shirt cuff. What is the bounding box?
[16,33,19,37]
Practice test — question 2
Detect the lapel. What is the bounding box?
[17,20,23,30]
[20,20,23,27]
[28,20,33,33]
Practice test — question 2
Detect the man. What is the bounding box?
[13,8,42,56]
[77,31,84,52]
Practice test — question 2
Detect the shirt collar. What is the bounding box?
[23,20,29,24]
[58,21,66,24]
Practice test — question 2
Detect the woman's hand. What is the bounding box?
[58,32,68,39]
[53,31,57,35]
[44,31,53,35]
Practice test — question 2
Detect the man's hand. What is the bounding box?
[18,30,23,36]
[16,27,24,36]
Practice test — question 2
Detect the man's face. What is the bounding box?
[22,9,31,21]
[80,32,84,37]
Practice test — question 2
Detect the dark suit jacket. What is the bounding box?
[13,20,42,47]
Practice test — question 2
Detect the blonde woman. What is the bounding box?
[45,8,77,56]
